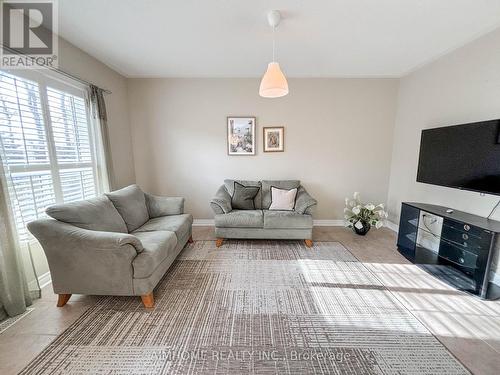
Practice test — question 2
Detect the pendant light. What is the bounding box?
[259,10,289,98]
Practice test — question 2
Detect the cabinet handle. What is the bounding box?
[464,224,470,231]
[462,233,469,240]
[459,257,465,264]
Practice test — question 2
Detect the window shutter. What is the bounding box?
[46,87,92,164]
[60,167,96,202]
[47,87,97,203]
[0,72,50,165]
[11,171,56,240]
[0,71,100,241]
[0,72,56,240]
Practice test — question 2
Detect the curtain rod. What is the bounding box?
[1,45,112,94]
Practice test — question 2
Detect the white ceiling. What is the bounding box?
[58,0,500,78]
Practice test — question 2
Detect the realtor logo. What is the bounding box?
[1,0,58,68]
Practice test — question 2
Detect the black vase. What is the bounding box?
[353,221,371,236]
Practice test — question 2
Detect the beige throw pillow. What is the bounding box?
[269,187,298,211]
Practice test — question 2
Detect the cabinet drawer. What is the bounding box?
[442,219,487,239]
[439,242,479,269]
[441,226,491,253]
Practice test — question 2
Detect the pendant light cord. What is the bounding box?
[272,26,276,62]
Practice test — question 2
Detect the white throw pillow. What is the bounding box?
[269,187,298,211]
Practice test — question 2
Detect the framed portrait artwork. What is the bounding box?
[263,126,284,152]
[227,117,256,155]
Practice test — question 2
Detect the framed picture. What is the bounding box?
[263,126,284,152]
[227,117,256,155]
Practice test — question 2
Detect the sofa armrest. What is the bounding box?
[210,185,232,215]
[27,219,143,295]
[145,194,184,218]
[28,219,143,252]
[295,187,317,215]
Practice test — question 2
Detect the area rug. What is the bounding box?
[20,240,469,374]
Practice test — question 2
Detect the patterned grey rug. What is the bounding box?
[20,241,469,374]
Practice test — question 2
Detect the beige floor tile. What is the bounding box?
[192,226,216,240]
[411,310,500,343]
[435,336,500,375]
[1,301,91,338]
[0,333,56,375]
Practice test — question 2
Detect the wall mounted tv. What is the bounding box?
[417,119,500,196]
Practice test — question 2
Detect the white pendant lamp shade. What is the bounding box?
[259,62,289,98]
[259,10,288,98]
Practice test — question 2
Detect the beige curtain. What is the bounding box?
[88,85,114,192]
[0,161,33,319]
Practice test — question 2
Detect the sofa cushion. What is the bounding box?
[269,187,298,211]
[264,210,313,229]
[261,180,300,209]
[145,194,184,218]
[134,214,193,239]
[231,182,260,210]
[132,231,177,278]
[224,179,262,209]
[214,210,263,228]
[46,196,127,233]
[105,185,149,232]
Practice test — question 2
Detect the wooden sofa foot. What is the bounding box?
[304,239,313,248]
[141,293,154,308]
[57,294,72,307]
[215,238,224,247]
[188,235,194,243]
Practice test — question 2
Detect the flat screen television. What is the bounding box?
[417,119,500,196]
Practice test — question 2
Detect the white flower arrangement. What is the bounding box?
[344,192,388,231]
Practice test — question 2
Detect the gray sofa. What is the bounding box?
[27,184,193,308]
[210,180,317,247]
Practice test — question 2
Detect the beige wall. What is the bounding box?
[127,78,398,220]
[58,37,135,188]
[387,28,500,277]
[387,28,500,222]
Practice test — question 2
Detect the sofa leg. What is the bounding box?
[188,235,194,243]
[215,238,224,247]
[57,294,72,307]
[141,293,155,308]
[304,239,313,248]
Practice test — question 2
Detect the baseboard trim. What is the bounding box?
[194,219,346,227]
[193,219,214,226]
[490,271,500,286]
[313,220,344,226]
[385,221,399,233]
[28,271,51,290]
[38,271,52,288]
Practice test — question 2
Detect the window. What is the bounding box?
[0,70,99,240]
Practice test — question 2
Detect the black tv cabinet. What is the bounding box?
[397,202,500,300]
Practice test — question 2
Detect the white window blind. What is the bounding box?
[0,72,50,165]
[47,88,92,164]
[0,71,99,240]
[46,87,97,203]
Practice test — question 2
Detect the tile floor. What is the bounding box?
[0,227,499,374]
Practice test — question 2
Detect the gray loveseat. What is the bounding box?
[210,180,317,247]
[27,184,193,308]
